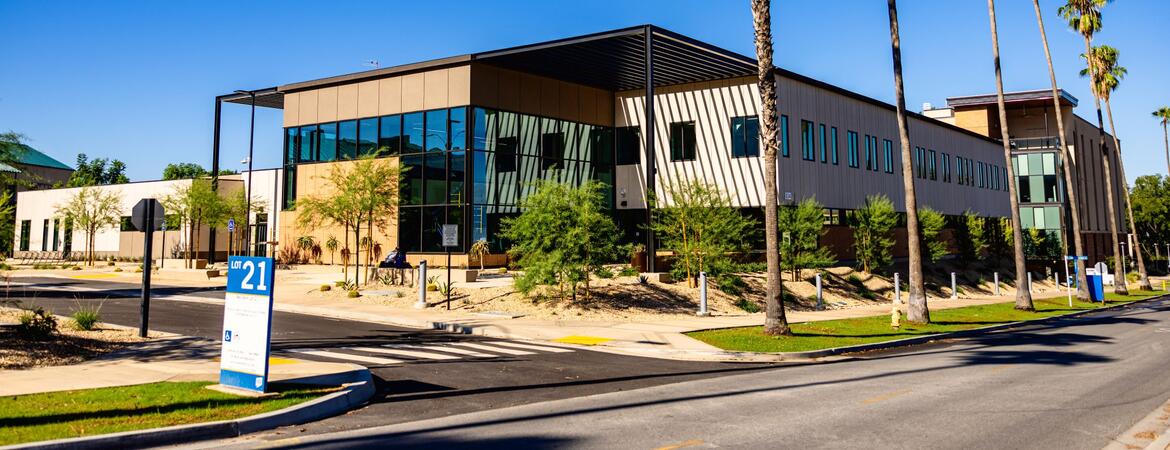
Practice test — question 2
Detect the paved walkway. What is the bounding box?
[0,334,362,397]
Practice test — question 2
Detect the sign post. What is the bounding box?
[441,224,458,310]
[131,198,164,338]
[227,219,235,258]
[219,256,275,393]
[1064,255,1087,307]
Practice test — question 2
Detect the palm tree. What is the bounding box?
[1154,107,1170,177]
[1080,46,1151,290]
[751,0,790,336]
[887,0,928,323]
[1037,0,1089,299]
[987,0,1034,311]
[1061,0,1126,295]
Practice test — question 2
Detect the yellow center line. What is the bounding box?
[654,439,706,450]
[862,389,911,405]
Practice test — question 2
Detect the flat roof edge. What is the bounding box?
[278,55,473,93]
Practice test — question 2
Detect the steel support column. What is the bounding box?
[209,97,222,264]
[643,26,657,273]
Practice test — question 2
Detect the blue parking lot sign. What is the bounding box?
[218,256,275,393]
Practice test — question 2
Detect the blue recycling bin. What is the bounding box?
[1086,273,1104,302]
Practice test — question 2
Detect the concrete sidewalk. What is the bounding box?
[0,335,361,397]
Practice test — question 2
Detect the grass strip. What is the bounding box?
[0,381,334,445]
[687,290,1165,353]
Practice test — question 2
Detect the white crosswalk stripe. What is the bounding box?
[448,342,536,355]
[396,345,497,358]
[488,341,575,353]
[285,340,576,366]
[349,346,461,360]
[288,349,404,365]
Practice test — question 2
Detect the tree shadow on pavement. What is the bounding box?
[278,433,575,450]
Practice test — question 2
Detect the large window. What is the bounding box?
[942,153,952,182]
[19,220,29,252]
[403,112,424,153]
[928,149,937,180]
[780,115,790,157]
[358,118,378,156]
[818,124,827,163]
[847,131,859,168]
[801,120,815,161]
[379,115,402,155]
[830,127,839,165]
[338,120,357,159]
[864,135,874,171]
[730,116,759,158]
[883,140,894,174]
[41,219,49,251]
[670,121,696,161]
[616,126,641,164]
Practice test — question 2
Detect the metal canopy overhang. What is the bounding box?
[471,25,757,92]
[946,89,1079,109]
[220,86,283,109]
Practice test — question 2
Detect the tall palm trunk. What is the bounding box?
[1083,37,1127,295]
[751,0,790,336]
[1164,121,1170,176]
[1034,0,1088,299]
[1105,99,1151,289]
[988,0,1034,311]
[888,0,928,323]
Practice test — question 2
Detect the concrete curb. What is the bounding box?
[0,367,375,450]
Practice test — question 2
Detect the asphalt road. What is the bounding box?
[6,276,779,437]
[188,296,1170,450]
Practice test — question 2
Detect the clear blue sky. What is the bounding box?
[1,0,1167,183]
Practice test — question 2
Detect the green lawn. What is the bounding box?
[687,290,1166,353]
[0,381,333,445]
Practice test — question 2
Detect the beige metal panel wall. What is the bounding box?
[614,75,1010,217]
[283,65,473,127]
[1068,114,1127,234]
[469,64,614,126]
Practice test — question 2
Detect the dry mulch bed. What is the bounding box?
[0,310,149,370]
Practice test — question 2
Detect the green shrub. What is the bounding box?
[715,272,747,296]
[113,267,123,272]
[0,263,12,270]
[334,280,346,287]
[594,266,614,279]
[72,308,101,331]
[394,290,405,298]
[107,261,116,267]
[347,290,360,298]
[70,266,82,271]
[319,284,331,292]
[618,266,639,277]
[735,297,761,313]
[17,307,57,339]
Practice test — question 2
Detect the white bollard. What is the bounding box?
[1028,272,1033,293]
[698,272,709,316]
[816,273,824,310]
[894,272,901,304]
[951,272,957,299]
[415,260,427,309]
[994,272,1000,296]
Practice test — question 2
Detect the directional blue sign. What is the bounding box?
[227,218,236,233]
[218,256,275,393]
[1064,255,1088,261]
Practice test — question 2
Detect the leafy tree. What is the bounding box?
[778,197,834,281]
[988,217,1013,263]
[163,179,224,268]
[0,131,26,168]
[67,154,129,187]
[960,211,988,260]
[297,155,406,287]
[0,191,14,256]
[651,179,756,288]
[1130,175,1170,262]
[502,179,619,302]
[218,189,263,257]
[163,163,208,180]
[54,187,122,266]
[853,194,897,273]
[918,206,946,264]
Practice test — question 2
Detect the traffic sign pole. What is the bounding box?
[139,200,155,338]
[441,224,458,311]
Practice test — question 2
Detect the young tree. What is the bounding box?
[54,187,122,266]
[1131,175,1170,259]
[887,0,929,323]
[751,0,790,336]
[853,194,897,273]
[961,211,988,260]
[651,179,756,288]
[325,236,339,265]
[67,154,129,187]
[1035,0,1089,299]
[778,197,835,281]
[502,179,619,302]
[217,189,263,257]
[918,206,946,264]
[988,0,1034,310]
[297,155,406,287]
[163,179,223,268]
[470,239,490,271]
